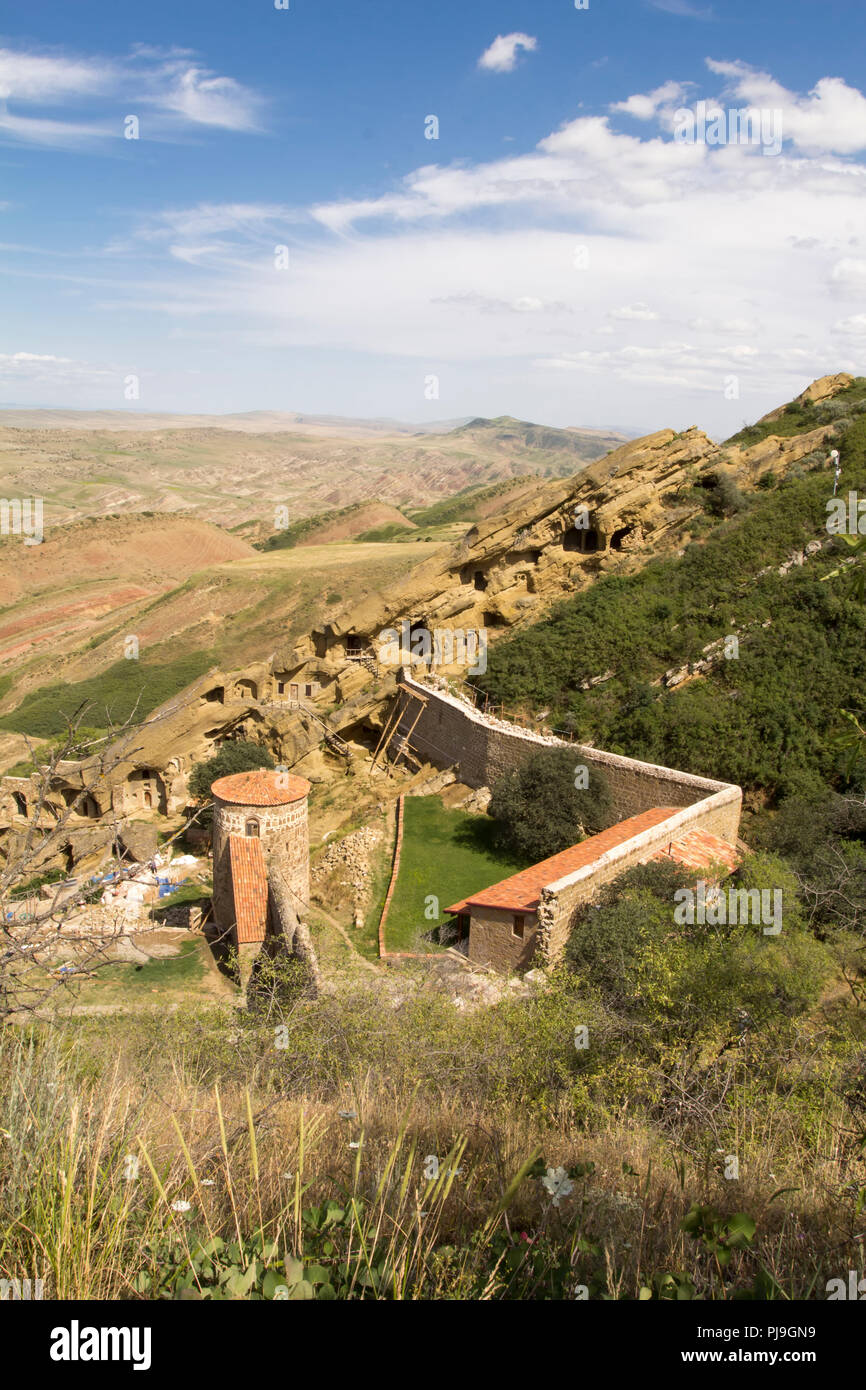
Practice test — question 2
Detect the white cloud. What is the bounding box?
[142,203,297,241]
[0,45,264,148]
[48,57,866,433]
[610,303,660,321]
[831,259,866,289]
[611,81,687,121]
[0,112,111,146]
[706,59,866,155]
[478,34,538,75]
[0,350,121,396]
[153,65,262,131]
[0,50,111,102]
[0,351,71,363]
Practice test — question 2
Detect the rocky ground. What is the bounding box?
[311,822,386,928]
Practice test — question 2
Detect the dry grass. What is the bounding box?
[2,980,865,1300]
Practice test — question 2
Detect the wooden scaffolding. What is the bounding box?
[370,684,429,772]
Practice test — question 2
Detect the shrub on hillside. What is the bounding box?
[487,747,614,863]
[188,741,275,801]
[705,471,749,517]
[565,855,830,1036]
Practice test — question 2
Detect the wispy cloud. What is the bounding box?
[611,81,688,120]
[0,44,265,149]
[647,0,714,17]
[478,34,538,74]
[140,61,263,132]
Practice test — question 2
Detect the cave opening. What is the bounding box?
[610,526,635,551]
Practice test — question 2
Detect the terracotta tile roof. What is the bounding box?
[212,768,311,807]
[229,835,269,943]
[646,828,740,876]
[446,807,682,914]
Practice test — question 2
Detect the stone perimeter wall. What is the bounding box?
[396,675,742,842]
[396,675,743,972]
[467,795,741,973]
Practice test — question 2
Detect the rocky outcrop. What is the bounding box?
[119,821,159,864]
[757,373,854,424]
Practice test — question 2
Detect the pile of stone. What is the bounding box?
[450,785,492,814]
[312,824,384,925]
[777,538,823,576]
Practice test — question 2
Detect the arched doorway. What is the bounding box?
[563,526,601,554]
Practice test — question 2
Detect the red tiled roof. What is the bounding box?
[646,828,740,876]
[447,807,681,914]
[212,768,311,807]
[229,835,269,943]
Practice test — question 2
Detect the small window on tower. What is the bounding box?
[245,819,260,837]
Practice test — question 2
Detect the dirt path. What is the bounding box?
[311,901,382,974]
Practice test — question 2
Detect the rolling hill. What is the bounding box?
[0,414,630,534]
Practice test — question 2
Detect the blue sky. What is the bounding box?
[1,0,864,436]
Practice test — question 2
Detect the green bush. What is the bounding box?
[488,747,614,863]
[705,471,749,517]
[565,856,831,1037]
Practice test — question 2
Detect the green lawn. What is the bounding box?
[383,796,527,953]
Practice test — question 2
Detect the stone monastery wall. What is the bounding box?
[396,674,742,845]
[537,796,742,965]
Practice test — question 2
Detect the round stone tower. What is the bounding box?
[211,768,311,943]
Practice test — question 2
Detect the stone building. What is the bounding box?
[210,768,319,986]
[447,809,741,973]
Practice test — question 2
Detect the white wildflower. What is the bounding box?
[541,1166,574,1207]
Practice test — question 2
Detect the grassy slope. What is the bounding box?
[0,650,219,739]
[73,938,209,1005]
[0,540,442,743]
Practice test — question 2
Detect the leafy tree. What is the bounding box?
[487,747,614,863]
[188,741,275,802]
